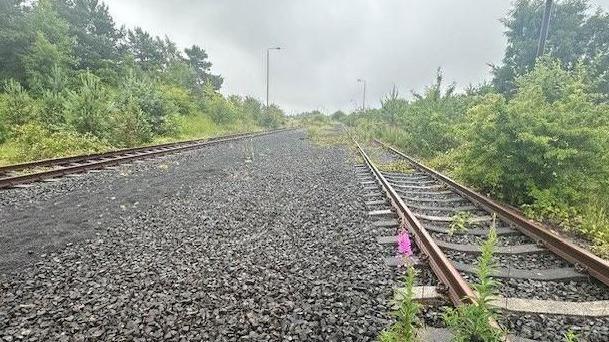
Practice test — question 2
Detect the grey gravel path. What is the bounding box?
[0,130,396,341]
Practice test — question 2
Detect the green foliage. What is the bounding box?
[205,85,238,125]
[379,266,420,342]
[492,0,609,96]
[118,73,180,135]
[184,45,223,90]
[55,0,123,74]
[443,224,503,342]
[260,104,285,128]
[110,94,153,147]
[331,110,346,121]
[0,80,38,128]
[8,122,108,162]
[449,212,473,235]
[0,0,280,165]
[350,59,609,256]
[0,0,30,83]
[63,72,111,138]
[577,203,609,257]
[458,59,609,210]
[174,113,219,139]
[564,329,579,342]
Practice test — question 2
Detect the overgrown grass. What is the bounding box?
[377,160,414,174]
[306,124,349,147]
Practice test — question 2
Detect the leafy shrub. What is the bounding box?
[175,113,219,139]
[119,73,179,135]
[158,83,196,117]
[10,122,108,162]
[110,96,153,147]
[203,85,239,125]
[458,60,609,207]
[39,89,67,130]
[63,72,112,138]
[260,104,284,128]
[0,80,39,128]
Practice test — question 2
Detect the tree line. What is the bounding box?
[0,0,284,163]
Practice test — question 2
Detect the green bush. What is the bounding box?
[1,80,39,129]
[110,96,153,147]
[119,73,180,136]
[457,60,609,214]
[348,58,609,255]
[260,104,284,128]
[159,84,196,116]
[63,72,112,138]
[10,122,108,162]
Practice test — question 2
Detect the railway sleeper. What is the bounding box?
[401,286,609,318]
[424,224,519,236]
[454,261,585,281]
[415,213,493,223]
[377,235,543,255]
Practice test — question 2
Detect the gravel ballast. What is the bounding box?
[0,130,397,341]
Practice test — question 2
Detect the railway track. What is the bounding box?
[0,129,286,190]
[353,136,609,341]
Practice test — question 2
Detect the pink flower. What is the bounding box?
[397,230,413,257]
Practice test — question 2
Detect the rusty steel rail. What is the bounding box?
[353,138,476,306]
[0,129,287,189]
[376,139,609,288]
[0,131,262,175]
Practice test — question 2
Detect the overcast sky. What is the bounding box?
[104,0,609,114]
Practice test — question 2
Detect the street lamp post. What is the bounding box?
[266,47,281,107]
[357,79,367,111]
[537,0,553,58]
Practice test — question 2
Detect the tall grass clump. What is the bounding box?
[443,224,503,341]
[379,266,421,342]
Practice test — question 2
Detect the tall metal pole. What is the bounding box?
[266,49,270,107]
[357,79,367,111]
[363,80,366,110]
[266,47,280,107]
[537,0,553,58]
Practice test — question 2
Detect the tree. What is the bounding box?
[126,27,165,73]
[55,0,123,76]
[21,0,74,90]
[331,110,346,121]
[380,85,407,126]
[63,72,112,138]
[184,45,223,90]
[0,0,29,83]
[492,0,609,96]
